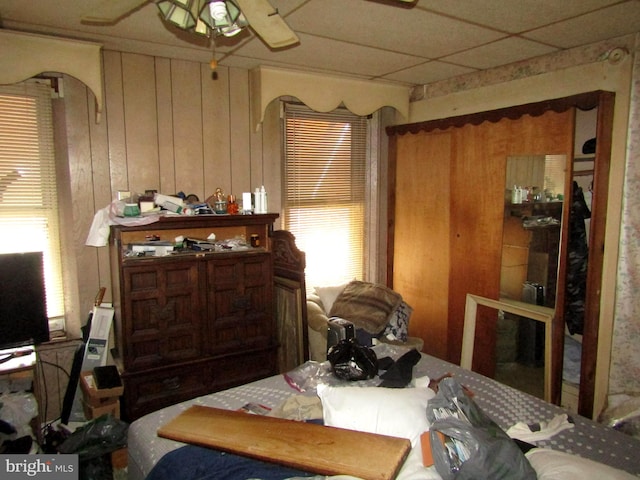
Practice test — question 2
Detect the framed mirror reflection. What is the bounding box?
[496,154,566,400]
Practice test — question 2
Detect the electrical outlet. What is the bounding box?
[48,317,65,332]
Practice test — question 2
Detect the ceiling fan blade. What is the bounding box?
[81,0,150,23]
[366,0,417,7]
[235,0,299,49]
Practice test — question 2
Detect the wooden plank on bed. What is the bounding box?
[157,405,411,480]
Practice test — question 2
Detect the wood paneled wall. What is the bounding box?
[36,339,83,424]
[60,51,281,337]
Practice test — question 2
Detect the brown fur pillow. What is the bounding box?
[329,280,403,334]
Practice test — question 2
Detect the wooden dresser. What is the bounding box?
[109,214,279,421]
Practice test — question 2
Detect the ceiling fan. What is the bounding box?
[81,0,415,49]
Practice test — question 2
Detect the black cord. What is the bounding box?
[38,359,70,378]
[36,357,71,436]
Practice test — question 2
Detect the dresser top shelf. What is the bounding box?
[110,213,279,232]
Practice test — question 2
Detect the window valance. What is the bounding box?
[0,30,103,122]
[250,66,409,131]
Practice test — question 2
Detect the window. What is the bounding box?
[0,80,65,328]
[283,103,367,291]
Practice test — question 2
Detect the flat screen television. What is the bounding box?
[0,251,50,349]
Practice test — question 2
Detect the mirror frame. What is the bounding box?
[462,293,553,402]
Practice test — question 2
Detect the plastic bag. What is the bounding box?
[283,361,346,392]
[600,395,640,438]
[426,377,536,480]
[58,414,128,480]
[0,391,38,438]
[327,338,378,381]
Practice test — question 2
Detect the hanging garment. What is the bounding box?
[565,181,591,335]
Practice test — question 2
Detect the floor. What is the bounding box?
[495,313,546,400]
[495,361,545,399]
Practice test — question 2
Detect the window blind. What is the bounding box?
[0,81,65,322]
[283,103,367,290]
[544,154,566,198]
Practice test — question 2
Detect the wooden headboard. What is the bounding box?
[271,230,308,372]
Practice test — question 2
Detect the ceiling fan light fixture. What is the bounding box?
[157,0,198,30]
[199,0,247,37]
[220,18,246,37]
[209,2,230,22]
[193,16,211,36]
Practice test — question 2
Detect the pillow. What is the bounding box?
[525,448,637,480]
[381,301,413,342]
[317,382,434,447]
[329,281,403,334]
[314,283,348,313]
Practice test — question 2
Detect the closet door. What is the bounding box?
[392,130,452,359]
[447,120,507,371]
[391,121,512,367]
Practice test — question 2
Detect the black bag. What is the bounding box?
[327,337,378,381]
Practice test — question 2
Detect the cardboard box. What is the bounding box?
[111,448,128,470]
[79,369,123,419]
[80,370,123,408]
[82,396,120,420]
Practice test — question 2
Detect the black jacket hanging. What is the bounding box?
[565,181,591,335]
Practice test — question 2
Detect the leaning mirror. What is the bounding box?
[497,154,566,399]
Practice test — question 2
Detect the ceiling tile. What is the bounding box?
[270,0,309,16]
[285,0,505,58]
[416,0,623,33]
[230,32,426,78]
[219,54,380,83]
[382,60,477,85]
[441,37,558,70]
[523,1,640,48]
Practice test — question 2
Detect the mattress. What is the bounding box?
[128,345,640,479]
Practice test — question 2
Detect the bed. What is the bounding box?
[127,231,640,479]
[127,343,640,480]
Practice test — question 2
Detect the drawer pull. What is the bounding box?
[163,376,181,390]
[232,295,251,310]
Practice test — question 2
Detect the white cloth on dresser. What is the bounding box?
[85,200,160,246]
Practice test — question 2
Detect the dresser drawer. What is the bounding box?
[122,362,209,421]
[209,347,278,392]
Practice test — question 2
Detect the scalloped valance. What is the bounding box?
[250,66,410,131]
[387,90,607,136]
[0,30,103,122]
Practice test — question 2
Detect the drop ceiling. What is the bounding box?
[1,0,639,88]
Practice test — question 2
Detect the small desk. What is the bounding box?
[0,346,41,442]
[0,346,37,373]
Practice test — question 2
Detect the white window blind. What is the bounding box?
[544,154,566,198]
[283,103,367,290]
[0,81,65,323]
